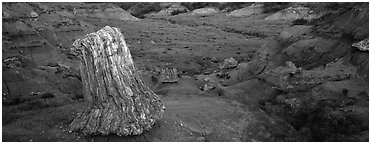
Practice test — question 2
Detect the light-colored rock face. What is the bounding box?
[191,7,218,15]
[73,4,139,21]
[159,67,179,83]
[352,38,369,51]
[155,4,188,16]
[220,57,238,69]
[265,6,322,21]
[227,3,263,17]
[30,11,38,18]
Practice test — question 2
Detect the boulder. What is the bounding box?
[220,57,238,69]
[30,11,38,18]
[352,38,369,51]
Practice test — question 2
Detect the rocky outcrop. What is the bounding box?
[265,6,323,21]
[227,3,263,17]
[30,11,38,18]
[220,57,238,69]
[258,58,357,92]
[352,38,369,51]
[73,4,139,21]
[148,3,188,16]
[191,7,218,15]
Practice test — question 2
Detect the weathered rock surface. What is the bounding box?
[159,67,179,83]
[191,7,218,15]
[220,57,238,69]
[352,38,369,51]
[69,26,165,136]
[258,58,357,92]
[149,3,188,16]
[265,6,323,21]
[30,11,38,18]
[227,3,263,17]
[73,4,139,21]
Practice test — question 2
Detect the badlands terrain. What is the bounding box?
[2,2,369,142]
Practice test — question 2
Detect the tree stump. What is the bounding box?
[69,26,165,136]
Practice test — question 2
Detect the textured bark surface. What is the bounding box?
[69,26,165,136]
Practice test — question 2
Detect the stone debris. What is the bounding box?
[220,57,238,69]
[30,11,38,18]
[352,38,369,51]
[159,67,179,83]
[200,77,217,91]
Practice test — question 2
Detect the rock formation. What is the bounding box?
[227,3,263,17]
[69,26,165,136]
[352,38,369,51]
[191,7,218,15]
[220,57,238,69]
[159,67,179,83]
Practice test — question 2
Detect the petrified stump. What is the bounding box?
[69,26,165,136]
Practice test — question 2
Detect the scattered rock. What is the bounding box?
[3,55,26,69]
[159,67,179,83]
[352,38,369,51]
[30,11,38,18]
[258,58,357,92]
[29,91,40,96]
[200,78,217,91]
[220,57,238,69]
